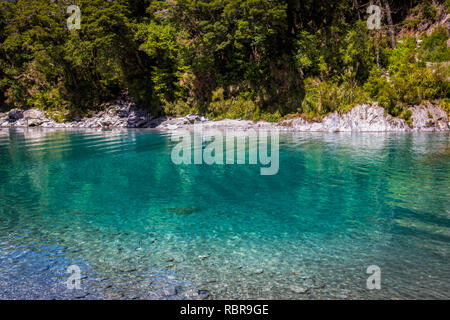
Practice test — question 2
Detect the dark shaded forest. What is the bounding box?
[0,0,449,122]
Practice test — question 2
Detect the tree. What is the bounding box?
[381,0,396,48]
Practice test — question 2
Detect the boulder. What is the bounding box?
[28,118,44,127]
[101,118,112,127]
[410,103,450,131]
[23,109,45,119]
[23,109,47,126]
[185,114,204,124]
[284,104,410,132]
[116,108,129,118]
[8,109,23,121]
[134,119,149,128]
[323,104,410,132]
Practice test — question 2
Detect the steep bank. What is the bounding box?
[0,100,448,132]
[1,1,448,125]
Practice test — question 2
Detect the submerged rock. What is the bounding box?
[197,290,210,299]
[165,207,200,215]
[289,285,309,294]
[250,269,264,275]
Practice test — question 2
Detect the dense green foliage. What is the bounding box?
[364,29,449,118]
[0,0,448,121]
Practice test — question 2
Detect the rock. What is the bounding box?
[185,114,203,124]
[418,22,429,33]
[116,108,129,118]
[410,103,449,131]
[289,285,308,294]
[8,109,23,121]
[197,290,210,299]
[27,118,44,127]
[1,99,448,131]
[162,287,177,297]
[250,269,264,275]
[134,118,149,128]
[22,109,47,126]
[147,117,166,128]
[166,124,179,130]
[108,293,124,299]
[101,118,112,127]
[23,109,45,119]
[0,113,7,125]
[74,293,90,299]
[165,207,199,214]
[279,103,417,132]
[321,104,409,132]
[205,279,217,283]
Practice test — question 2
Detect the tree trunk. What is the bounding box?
[353,0,361,20]
[376,31,380,67]
[381,0,396,49]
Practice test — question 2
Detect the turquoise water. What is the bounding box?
[0,128,449,299]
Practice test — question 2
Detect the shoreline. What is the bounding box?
[1,101,449,132]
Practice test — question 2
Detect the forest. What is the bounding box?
[0,0,449,122]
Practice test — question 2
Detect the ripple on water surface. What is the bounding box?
[0,128,449,299]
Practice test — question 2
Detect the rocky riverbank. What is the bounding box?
[1,99,448,132]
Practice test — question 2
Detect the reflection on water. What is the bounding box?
[0,128,449,299]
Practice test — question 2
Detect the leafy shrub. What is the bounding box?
[391,60,448,105]
[412,0,438,23]
[364,67,398,114]
[419,27,450,63]
[386,36,449,106]
[402,109,413,122]
[208,88,261,121]
[439,99,450,113]
[301,78,368,116]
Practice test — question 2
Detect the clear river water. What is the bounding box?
[0,128,448,299]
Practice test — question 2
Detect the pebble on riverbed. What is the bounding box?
[250,269,264,275]
[289,285,309,294]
